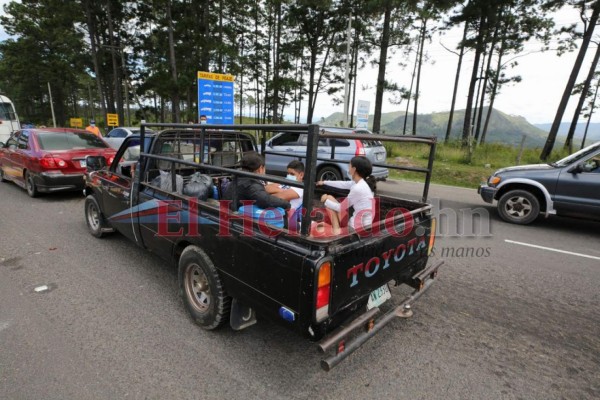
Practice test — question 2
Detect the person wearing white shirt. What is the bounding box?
[316,156,376,235]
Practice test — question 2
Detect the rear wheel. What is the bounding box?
[85,195,111,238]
[25,171,38,197]
[497,189,540,225]
[317,166,342,181]
[179,245,231,330]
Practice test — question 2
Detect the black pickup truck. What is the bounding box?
[83,123,442,370]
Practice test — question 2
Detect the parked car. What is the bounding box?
[0,128,116,197]
[105,126,155,149]
[265,126,389,181]
[478,141,600,224]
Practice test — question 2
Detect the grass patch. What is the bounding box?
[387,141,570,188]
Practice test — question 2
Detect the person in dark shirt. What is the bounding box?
[223,151,290,211]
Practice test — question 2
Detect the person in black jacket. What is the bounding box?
[223,152,291,211]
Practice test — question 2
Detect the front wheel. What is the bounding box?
[317,166,342,181]
[179,246,231,330]
[85,195,111,237]
[25,171,39,197]
[497,189,540,225]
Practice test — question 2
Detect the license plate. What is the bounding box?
[376,153,385,161]
[367,284,391,310]
[80,160,86,167]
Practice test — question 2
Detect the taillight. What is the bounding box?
[354,140,365,156]
[40,156,68,169]
[428,218,436,256]
[315,260,332,322]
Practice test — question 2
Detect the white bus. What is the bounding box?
[0,94,21,144]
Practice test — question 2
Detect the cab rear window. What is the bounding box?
[37,132,108,150]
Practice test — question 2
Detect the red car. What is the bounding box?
[0,128,116,197]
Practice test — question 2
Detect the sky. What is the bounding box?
[0,2,595,125]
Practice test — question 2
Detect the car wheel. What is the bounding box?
[497,189,540,225]
[25,171,39,197]
[179,245,231,330]
[317,166,342,181]
[85,195,111,238]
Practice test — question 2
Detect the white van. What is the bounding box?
[0,94,21,145]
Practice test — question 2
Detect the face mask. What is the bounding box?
[286,174,297,181]
[347,169,353,179]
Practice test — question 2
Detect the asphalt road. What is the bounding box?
[1,179,599,400]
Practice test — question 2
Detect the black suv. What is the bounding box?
[478,142,600,224]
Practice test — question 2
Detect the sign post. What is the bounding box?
[197,71,235,124]
[106,113,119,127]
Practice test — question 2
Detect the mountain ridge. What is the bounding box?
[320,108,552,148]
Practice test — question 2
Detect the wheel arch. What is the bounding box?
[495,179,554,215]
[172,240,193,266]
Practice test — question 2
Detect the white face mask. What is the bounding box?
[347,168,353,179]
[286,174,297,181]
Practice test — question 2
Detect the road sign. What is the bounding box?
[356,100,370,129]
[107,113,119,127]
[70,118,83,128]
[197,71,235,124]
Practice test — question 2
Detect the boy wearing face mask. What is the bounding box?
[265,160,304,211]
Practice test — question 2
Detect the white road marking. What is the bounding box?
[505,240,600,261]
[34,285,49,292]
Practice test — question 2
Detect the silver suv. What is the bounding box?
[265,126,389,181]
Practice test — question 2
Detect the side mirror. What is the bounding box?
[86,155,107,172]
[568,163,584,174]
[267,141,273,148]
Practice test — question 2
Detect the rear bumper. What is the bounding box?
[478,184,497,203]
[317,260,443,371]
[371,167,389,180]
[35,172,85,192]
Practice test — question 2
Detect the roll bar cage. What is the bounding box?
[138,123,437,236]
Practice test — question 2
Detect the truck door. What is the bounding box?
[136,136,184,261]
[100,137,142,243]
[555,154,600,215]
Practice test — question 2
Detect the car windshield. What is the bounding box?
[37,132,108,150]
[553,142,600,167]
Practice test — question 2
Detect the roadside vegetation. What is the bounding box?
[385,141,571,188]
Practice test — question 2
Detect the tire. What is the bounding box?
[317,165,342,181]
[25,171,39,197]
[179,245,231,330]
[497,189,540,225]
[85,195,110,238]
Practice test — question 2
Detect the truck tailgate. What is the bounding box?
[327,216,433,315]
